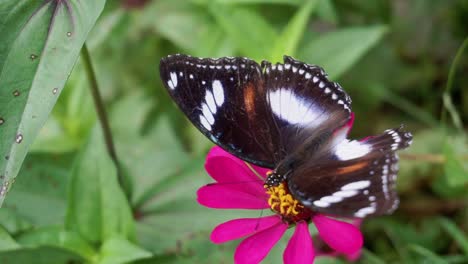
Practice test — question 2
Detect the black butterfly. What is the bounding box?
[159,54,412,218]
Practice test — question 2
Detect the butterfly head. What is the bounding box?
[264,171,284,188]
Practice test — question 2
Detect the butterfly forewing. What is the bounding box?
[262,56,352,156]
[287,127,412,218]
[160,54,279,167]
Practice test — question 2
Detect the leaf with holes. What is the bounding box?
[0,0,105,206]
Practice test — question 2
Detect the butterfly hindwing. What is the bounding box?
[287,127,412,218]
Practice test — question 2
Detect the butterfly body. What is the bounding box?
[159,54,412,218]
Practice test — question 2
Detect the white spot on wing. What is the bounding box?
[335,140,371,160]
[212,80,224,106]
[313,200,330,207]
[341,180,370,191]
[332,190,358,198]
[205,91,217,114]
[202,103,214,125]
[321,195,343,203]
[268,88,328,126]
[169,72,178,89]
[199,115,212,131]
[354,206,376,218]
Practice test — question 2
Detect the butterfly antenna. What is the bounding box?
[205,179,263,187]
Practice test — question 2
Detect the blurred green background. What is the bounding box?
[1,0,467,263]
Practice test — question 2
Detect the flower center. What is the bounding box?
[264,172,313,223]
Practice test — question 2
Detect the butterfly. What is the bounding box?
[159,54,412,218]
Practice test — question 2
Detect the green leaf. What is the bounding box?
[300,25,388,79]
[316,0,338,24]
[214,0,303,4]
[0,207,32,234]
[30,61,96,153]
[17,227,96,261]
[209,4,278,60]
[3,153,72,227]
[443,136,468,187]
[270,0,319,62]
[65,126,134,244]
[140,0,217,56]
[135,162,255,254]
[0,0,106,206]
[314,257,347,264]
[438,218,468,255]
[96,237,152,264]
[361,248,387,264]
[0,225,20,251]
[0,246,83,264]
[408,244,448,264]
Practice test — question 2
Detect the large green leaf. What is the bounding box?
[139,0,218,56]
[408,244,448,264]
[0,226,20,251]
[96,237,152,264]
[438,218,468,256]
[0,207,32,235]
[30,61,96,153]
[65,127,134,244]
[0,246,83,264]
[17,227,96,261]
[269,0,319,62]
[300,25,387,79]
[209,3,278,60]
[0,0,106,206]
[443,136,468,187]
[2,153,73,227]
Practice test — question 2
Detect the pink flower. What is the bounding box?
[197,146,364,264]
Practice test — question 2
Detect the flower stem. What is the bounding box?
[81,44,130,199]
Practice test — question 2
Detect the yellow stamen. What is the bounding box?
[265,182,304,218]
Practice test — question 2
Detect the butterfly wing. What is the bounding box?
[160,54,353,168]
[160,54,279,167]
[287,127,413,218]
[262,56,352,157]
[160,55,351,168]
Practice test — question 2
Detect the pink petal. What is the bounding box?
[211,215,282,243]
[346,249,362,261]
[313,214,363,255]
[205,147,266,196]
[197,184,269,209]
[235,222,288,264]
[284,221,315,264]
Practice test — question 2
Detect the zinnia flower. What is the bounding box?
[197,146,364,264]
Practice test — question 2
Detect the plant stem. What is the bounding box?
[441,36,468,130]
[81,44,129,199]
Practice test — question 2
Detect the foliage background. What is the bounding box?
[0,0,467,263]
